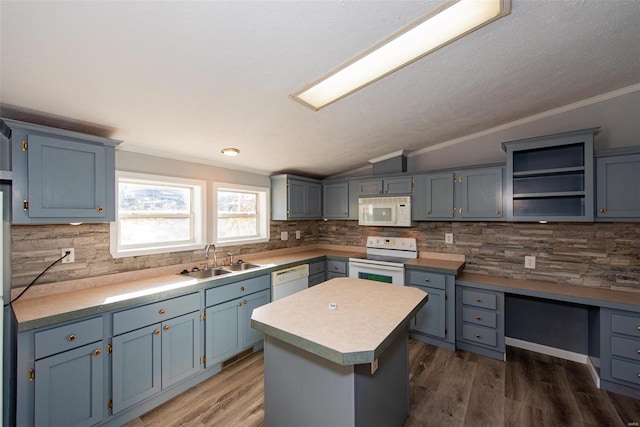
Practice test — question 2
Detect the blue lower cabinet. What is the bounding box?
[112,324,162,413]
[411,286,446,338]
[34,341,104,427]
[161,311,201,388]
[242,290,270,348]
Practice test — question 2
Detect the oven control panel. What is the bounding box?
[366,236,416,251]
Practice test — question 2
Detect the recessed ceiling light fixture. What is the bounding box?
[291,0,511,111]
[221,148,240,157]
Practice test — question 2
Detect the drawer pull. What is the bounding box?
[163,325,170,331]
[238,302,243,307]
[94,349,101,356]
[600,208,607,214]
[475,334,481,338]
[159,309,166,315]
[334,266,339,270]
[475,298,481,303]
[241,287,245,292]
[637,349,640,355]
[67,334,76,342]
[637,326,640,331]
[154,329,160,335]
[97,206,104,213]
[424,278,430,283]
[243,300,248,304]
[496,210,501,215]
[475,316,481,321]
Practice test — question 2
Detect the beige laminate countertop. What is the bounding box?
[251,277,429,365]
[12,248,364,331]
[458,272,640,310]
[405,258,465,276]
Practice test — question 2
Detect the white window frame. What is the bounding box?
[110,171,206,258]
[213,182,270,247]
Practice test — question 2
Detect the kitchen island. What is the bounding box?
[251,277,429,427]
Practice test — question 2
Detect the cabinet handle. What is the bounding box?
[424,278,430,283]
[238,302,243,307]
[600,208,607,214]
[427,210,431,215]
[344,212,348,216]
[496,210,501,215]
[475,298,481,303]
[334,266,339,270]
[475,334,481,338]
[452,208,456,214]
[159,309,166,315]
[154,329,160,335]
[636,349,640,355]
[384,190,388,194]
[240,287,245,291]
[67,334,76,342]
[459,208,462,214]
[243,300,248,304]
[94,349,101,356]
[97,206,104,213]
[476,316,481,321]
[164,325,170,331]
[637,326,640,331]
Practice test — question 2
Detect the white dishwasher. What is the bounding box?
[271,264,309,301]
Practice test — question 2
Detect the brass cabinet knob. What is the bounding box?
[476,316,481,321]
[459,208,462,214]
[94,349,101,356]
[97,206,104,213]
[600,208,607,214]
[636,349,640,355]
[452,208,456,214]
[384,190,388,194]
[427,210,431,215]
[344,212,348,216]
[159,309,166,315]
[496,210,501,215]
[475,334,481,338]
[67,334,76,342]
[163,325,170,331]
[243,300,248,304]
[240,287,245,292]
[424,278,430,283]
[637,325,640,331]
[154,329,160,335]
[238,302,243,307]
[475,298,481,303]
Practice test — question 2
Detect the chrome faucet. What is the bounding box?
[226,252,234,265]
[204,243,217,268]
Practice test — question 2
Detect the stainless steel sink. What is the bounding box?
[182,268,231,279]
[224,263,261,271]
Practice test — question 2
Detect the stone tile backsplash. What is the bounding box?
[11,220,639,292]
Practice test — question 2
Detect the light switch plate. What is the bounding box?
[525,256,536,269]
[445,233,453,244]
[296,230,301,239]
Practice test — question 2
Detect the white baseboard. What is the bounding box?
[505,337,587,363]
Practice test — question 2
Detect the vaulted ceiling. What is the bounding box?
[1,1,638,178]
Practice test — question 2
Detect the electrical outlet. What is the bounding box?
[296,230,301,239]
[61,248,75,263]
[281,231,288,240]
[445,233,454,244]
[524,256,536,269]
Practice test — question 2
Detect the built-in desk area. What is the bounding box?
[456,273,640,400]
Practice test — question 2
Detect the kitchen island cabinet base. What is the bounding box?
[263,329,409,427]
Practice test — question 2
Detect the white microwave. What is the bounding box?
[358,196,412,227]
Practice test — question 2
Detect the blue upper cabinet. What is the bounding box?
[322,180,350,219]
[458,167,504,219]
[596,149,640,220]
[413,172,455,220]
[2,119,121,224]
[358,176,413,196]
[271,174,322,220]
[503,128,598,222]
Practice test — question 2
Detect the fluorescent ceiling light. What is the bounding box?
[291,0,511,111]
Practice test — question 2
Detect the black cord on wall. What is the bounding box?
[4,251,70,306]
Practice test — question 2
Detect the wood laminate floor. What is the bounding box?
[125,340,639,427]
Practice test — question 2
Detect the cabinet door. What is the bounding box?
[425,173,454,219]
[112,324,161,413]
[306,181,323,218]
[34,342,104,427]
[410,286,446,338]
[596,154,640,218]
[323,181,349,218]
[287,180,307,218]
[241,290,271,349]
[205,299,241,367]
[161,312,201,388]
[459,167,503,219]
[27,134,108,219]
[358,179,383,196]
[384,177,413,195]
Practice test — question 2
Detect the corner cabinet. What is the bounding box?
[503,128,597,222]
[600,308,640,399]
[1,118,121,224]
[595,149,640,220]
[271,174,322,220]
[322,180,350,219]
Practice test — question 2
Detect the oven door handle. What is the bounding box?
[348,261,404,271]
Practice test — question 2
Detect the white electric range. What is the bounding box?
[348,236,417,285]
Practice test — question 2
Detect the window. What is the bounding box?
[214,182,269,246]
[110,172,205,258]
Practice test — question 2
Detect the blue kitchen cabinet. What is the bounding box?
[2,118,120,224]
[600,308,640,399]
[326,258,347,279]
[205,275,271,366]
[503,128,597,221]
[596,152,640,220]
[412,172,455,220]
[406,269,455,350]
[358,176,413,196]
[161,311,201,388]
[308,260,326,286]
[322,180,350,219]
[271,174,322,219]
[458,167,504,219]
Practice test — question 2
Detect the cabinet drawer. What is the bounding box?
[206,275,270,307]
[327,271,346,280]
[113,293,200,335]
[327,260,346,274]
[461,289,497,310]
[611,336,640,362]
[611,358,640,386]
[309,272,325,287]
[462,306,497,328]
[309,260,325,275]
[407,270,446,290]
[462,324,497,348]
[35,317,103,359]
[612,313,640,338]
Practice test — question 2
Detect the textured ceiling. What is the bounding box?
[1,1,639,178]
